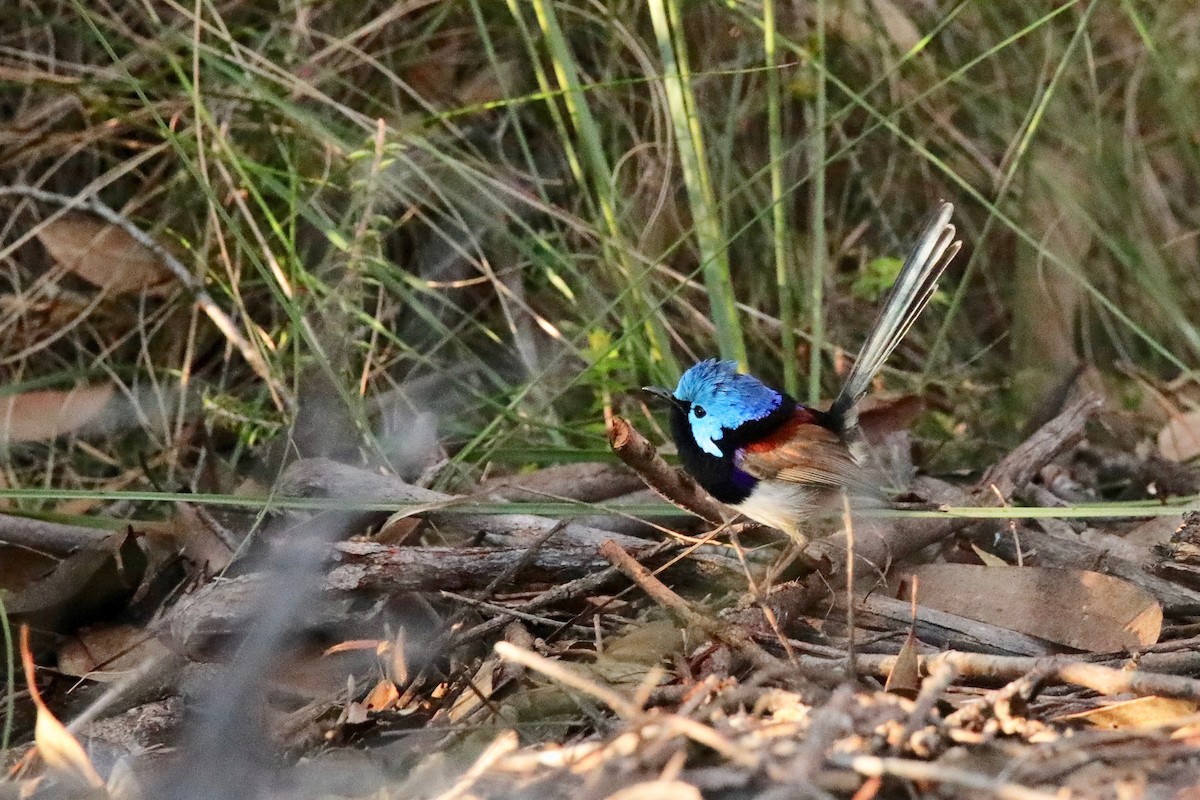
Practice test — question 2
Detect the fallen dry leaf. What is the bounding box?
[897,564,1162,652]
[0,546,58,595]
[2,526,137,623]
[21,626,105,788]
[1158,409,1200,462]
[171,502,237,572]
[57,624,172,682]
[883,628,921,698]
[970,543,1010,567]
[858,394,925,445]
[362,679,400,713]
[36,211,171,293]
[1057,696,1200,730]
[0,384,115,443]
[447,656,499,723]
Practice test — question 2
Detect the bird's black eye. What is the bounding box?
[692,405,706,419]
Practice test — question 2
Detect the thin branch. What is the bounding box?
[599,539,780,672]
[607,416,728,525]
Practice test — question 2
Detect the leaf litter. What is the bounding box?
[6,386,1200,799]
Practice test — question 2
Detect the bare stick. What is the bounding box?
[607,416,728,525]
[829,754,1059,800]
[494,640,639,718]
[841,492,857,682]
[854,650,1200,700]
[598,539,780,672]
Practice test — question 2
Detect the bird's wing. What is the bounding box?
[737,419,875,493]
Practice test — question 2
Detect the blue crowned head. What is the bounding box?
[671,359,783,457]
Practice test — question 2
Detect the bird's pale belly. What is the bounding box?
[730,479,826,544]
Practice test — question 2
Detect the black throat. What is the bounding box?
[668,395,799,504]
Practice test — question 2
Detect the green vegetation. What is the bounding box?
[1,2,1196,500]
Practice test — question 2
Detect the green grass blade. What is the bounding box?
[647,0,746,368]
[763,0,798,396]
[807,0,827,405]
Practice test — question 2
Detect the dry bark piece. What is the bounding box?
[328,541,648,592]
[838,593,1057,656]
[37,211,171,292]
[480,462,645,503]
[896,564,1162,652]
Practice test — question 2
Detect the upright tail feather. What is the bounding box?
[830,202,962,439]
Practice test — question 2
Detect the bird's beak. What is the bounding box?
[640,386,683,409]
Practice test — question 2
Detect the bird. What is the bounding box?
[642,202,962,546]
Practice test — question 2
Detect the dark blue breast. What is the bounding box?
[667,397,798,504]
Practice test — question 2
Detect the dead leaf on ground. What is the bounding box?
[36,211,171,293]
[58,624,172,682]
[1158,409,1200,462]
[604,781,702,800]
[1057,696,1200,730]
[2,527,142,629]
[447,656,500,723]
[0,384,115,443]
[896,564,1162,652]
[362,679,400,712]
[20,626,106,789]
[171,502,237,572]
[858,393,925,445]
[970,543,1010,567]
[0,546,59,595]
[883,627,921,698]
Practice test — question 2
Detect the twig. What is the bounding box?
[326,541,653,592]
[0,186,291,411]
[607,416,728,525]
[449,540,680,648]
[980,392,1102,499]
[841,492,857,682]
[439,591,593,635]
[430,730,519,800]
[598,539,780,672]
[861,651,1200,700]
[901,658,958,742]
[829,754,1059,800]
[493,641,639,718]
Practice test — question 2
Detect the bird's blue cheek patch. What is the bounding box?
[690,416,726,457]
